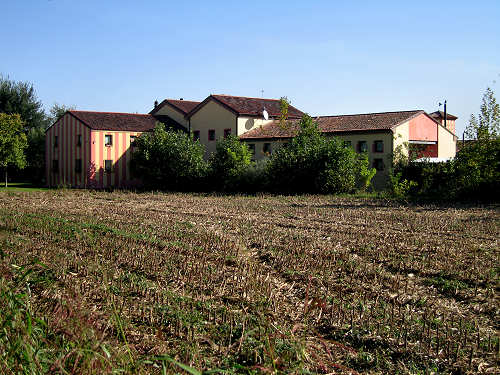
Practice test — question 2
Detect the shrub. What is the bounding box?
[266,115,358,194]
[209,135,252,192]
[130,124,208,190]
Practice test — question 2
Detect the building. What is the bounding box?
[239,109,457,188]
[46,94,458,189]
[152,95,304,156]
[45,111,157,188]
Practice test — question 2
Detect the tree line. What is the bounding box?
[130,114,377,194]
[0,75,72,186]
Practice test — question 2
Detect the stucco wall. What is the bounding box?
[90,129,142,188]
[154,103,188,127]
[242,139,288,161]
[190,99,236,156]
[409,114,438,142]
[393,120,410,159]
[46,113,91,188]
[236,117,274,136]
[45,113,143,188]
[438,125,457,158]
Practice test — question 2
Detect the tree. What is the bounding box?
[47,103,75,125]
[0,113,28,187]
[209,135,252,191]
[0,75,49,184]
[129,123,207,190]
[267,115,358,194]
[464,87,499,140]
[0,75,46,131]
[278,96,290,128]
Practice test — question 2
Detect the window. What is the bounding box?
[130,135,137,147]
[75,159,82,173]
[208,129,215,141]
[263,143,272,155]
[343,140,352,148]
[248,144,255,160]
[52,160,59,173]
[54,136,58,148]
[373,158,384,171]
[193,131,200,141]
[76,134,82,147]
[105,135,113,146]
[358,140,368,153]
[104,160,113,173]
[374,140,384,153]
[224,128,231,138]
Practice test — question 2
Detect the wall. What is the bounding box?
[409,114,438,142]
[45,114,91,187]
[437,125,457,158]
[236,116,274,136]
[90,130,142,188]
[189,99,236,156]
[242,139,288,161]
[154,103,188,127]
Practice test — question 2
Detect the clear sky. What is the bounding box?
[1,0,499,136]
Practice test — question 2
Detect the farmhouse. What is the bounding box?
[45,94,457,189]
[46,111,157,188]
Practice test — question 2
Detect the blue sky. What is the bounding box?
[1,1,499,136]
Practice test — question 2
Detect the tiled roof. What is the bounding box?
[239,110,424,139]
[150,99,200,115]
[193,94,304,118]
[428,111,458,120]
[68,111,157,131]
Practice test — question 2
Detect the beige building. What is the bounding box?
[238,109,457,189]
[149,94,457,189]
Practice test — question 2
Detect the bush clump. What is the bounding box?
[266,115,360,194]
[130,123,208,191]
[208,135,252,192]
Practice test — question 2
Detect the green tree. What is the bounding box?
[47,103,74,125]
[356,152,376,191]
[464,87,499,140]
[0,75,49,183]
[267,115,358,194]
[0,113,28,187]
[278,96,290,128]
[209,135,252,191]
[0,75,46,130]
[130,123,207,190]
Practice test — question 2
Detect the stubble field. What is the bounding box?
[0,190,498,374]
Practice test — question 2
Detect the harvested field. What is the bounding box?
[0,190,498,374]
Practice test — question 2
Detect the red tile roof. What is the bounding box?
[239,110,425,139]
[188,94,304,118]
[68,111,157,132]
[428,111,458,120]
[150,99,200,115]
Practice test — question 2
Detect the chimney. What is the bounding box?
[154,100,158,108]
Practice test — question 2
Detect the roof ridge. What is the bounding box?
[212,94,283,102]
[316,110,423,118]
[69,110,152,116]
[166,99,200,103]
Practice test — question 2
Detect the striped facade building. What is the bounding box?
[45,111,156,188]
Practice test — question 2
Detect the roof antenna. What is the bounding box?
[261,89,269,120]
